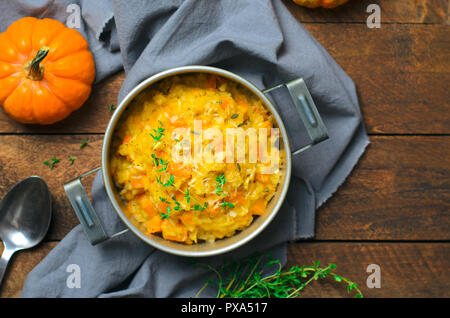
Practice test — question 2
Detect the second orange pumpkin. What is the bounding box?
[293,0,349,8]
[0,17,96,125]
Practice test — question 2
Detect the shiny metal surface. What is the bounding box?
[0,176,52,285]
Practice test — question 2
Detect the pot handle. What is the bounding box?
[263,78,329,155]
[63,167,128,245]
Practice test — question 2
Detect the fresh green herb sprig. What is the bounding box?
[150,121,165,141]
[43,157,60,169]
[152,153,169,172]
[172,196,181,211]
[163,174,175,187]
[108,103,116,113]
[156,174,175,187]
[219,200,234,210]
[215,173,226,196]
[194,202,208,212]
[158,196,179,219]
[80,140,90,149]
[152,154,159,167]
[194,254,363,298]
[69,156,76,165]
[159,197,171,205]
[160,206,171,220]
[184,187,191,204]
[157,158,169,172]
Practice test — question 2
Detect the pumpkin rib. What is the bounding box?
[44,73,91,111]
[31,81,71,124]
[45,50,96,85]
[3,79,36,123]
[31,18,66,51]
[5,17,37,56]
[0,33,22,64]
[0,75,24,105]
[46,28,89,62]
[0,61,21,79]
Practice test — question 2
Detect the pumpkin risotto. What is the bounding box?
[110,73,283,244]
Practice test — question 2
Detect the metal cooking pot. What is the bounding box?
[64,65,328,257]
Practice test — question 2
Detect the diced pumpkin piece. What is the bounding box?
[161,220,188,242]
[157,201,170,214]
[180,212,194,226]
[229,190,247,206]
[255,173,270,184]
[251,198,267,215]
[146,215,162,234]
[167,164,192,179]
[207,205,220,216]
[138,194,157,217]
[130,175,145,189]
[122,135,132,144]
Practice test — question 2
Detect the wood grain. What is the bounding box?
[0,242,57,298]
[1,242,448,298]
[316,136,450,240]
[304,24,450,134]
[286,242,450,298]
[0,135,103,240]
[0,135,448,241]
[284,0,449,24]
[0,25,448,134]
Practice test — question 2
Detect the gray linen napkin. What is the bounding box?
[7,0,369,297]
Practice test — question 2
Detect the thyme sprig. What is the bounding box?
[80,140,90,149]
[194,202,208,212]
[150,121,165,141]
[215,173,226,196]
[43,157,60,169]
[219,200,234,210]
[194,254,363,298]
[108,103,116,113]
[157,158,169,172]
[184,187,191,204]
[160,205,171,220]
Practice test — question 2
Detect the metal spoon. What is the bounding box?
[0,176,52,286]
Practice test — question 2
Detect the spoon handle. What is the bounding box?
[0,245,14,287]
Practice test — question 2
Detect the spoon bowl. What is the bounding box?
[0,176,52,286]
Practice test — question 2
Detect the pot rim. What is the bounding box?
[101,65,292,257]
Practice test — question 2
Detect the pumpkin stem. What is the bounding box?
[24,46,50,81]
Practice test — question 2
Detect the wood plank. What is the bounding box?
[286,242,450,298]
[316,136,450,240]
[0,135,103,240]
[1,242,448,297]
[304,23,450,134]
[0,135,448,241]
[284,0,449,24]
[0,242,57,298]
[0,25,448,134]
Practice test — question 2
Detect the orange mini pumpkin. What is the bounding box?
[293,0,349,8]
[0,17,95,124]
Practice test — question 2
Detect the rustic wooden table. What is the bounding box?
[0,0,449,298]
